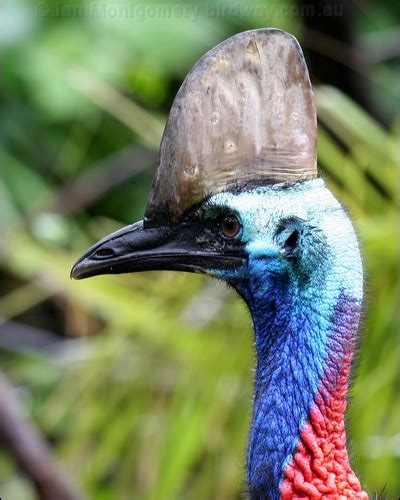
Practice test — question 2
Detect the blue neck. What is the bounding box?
[242,264,361,499]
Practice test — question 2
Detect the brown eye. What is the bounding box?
[220,214,241,238]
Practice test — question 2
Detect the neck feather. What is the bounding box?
[245,282,368,500]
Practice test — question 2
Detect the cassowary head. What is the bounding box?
[72,28,361,311]
[71,28,319,284]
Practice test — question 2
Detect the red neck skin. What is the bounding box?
[280,349,368,499]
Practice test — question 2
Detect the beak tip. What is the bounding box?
[70,267,79,280]
[70,259,86,280]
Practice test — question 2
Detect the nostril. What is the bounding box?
[93,247,116,260]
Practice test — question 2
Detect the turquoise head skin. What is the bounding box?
[202,178,362,302]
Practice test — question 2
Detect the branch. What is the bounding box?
[0,372,83,500]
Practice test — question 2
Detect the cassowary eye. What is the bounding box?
[220,213,241,239]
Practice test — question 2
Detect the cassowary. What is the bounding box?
[72,29,368,499]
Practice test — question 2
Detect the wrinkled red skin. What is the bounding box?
[280,352,368,499]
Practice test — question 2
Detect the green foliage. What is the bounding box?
[1,1,399,499]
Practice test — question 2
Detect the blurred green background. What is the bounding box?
[1,0,399,498]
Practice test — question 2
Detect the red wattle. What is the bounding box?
[280,352,368,499]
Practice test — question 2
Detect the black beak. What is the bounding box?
[71,220,245,280]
